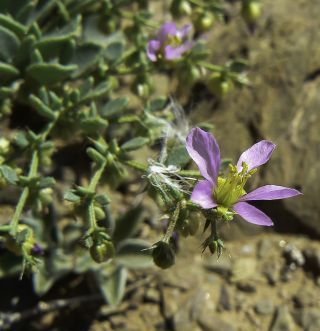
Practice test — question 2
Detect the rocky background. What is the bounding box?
[1,0,320,330]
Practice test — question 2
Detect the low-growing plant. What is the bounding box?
[0,0,300,311]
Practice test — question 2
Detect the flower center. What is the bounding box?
[166,34,182,47]
[213,162,256,208]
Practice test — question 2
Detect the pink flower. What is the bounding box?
[147,22,194,62]
[186,128,301,226]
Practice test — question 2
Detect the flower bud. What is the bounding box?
[39,188,53,205]
[193,9,215,32]
[170,0,192,18]
[241,0,261,24]
[90,240,115,263]
[94,206,106,221]
[207,73,233,99]
[152,241,175,269]
[187,215,200,236]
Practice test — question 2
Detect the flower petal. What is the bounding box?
[233,202,273,226]
[164,42,194,60]
[177,24,192,39]
[240,185,302,201]
[157,22,177,42]
[147,40,161,62]
[191,180,217,209]
[237,140,276,172]
[186,127,220,184]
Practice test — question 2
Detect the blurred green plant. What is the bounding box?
[0,0,253,306]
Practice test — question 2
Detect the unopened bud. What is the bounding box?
[170,0,192,18]
[90,240,115,263]
[207,73,233,99]
[193,9,215,32]
[152,241,175,269]
[241,0,261,24]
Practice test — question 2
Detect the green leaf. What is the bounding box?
[95,194,110,206]
[70,44,102,78]
[116,239,153,269]
[104,41,124,62]
[26,62,78,85]
[35,16,81,49]
[64,190,81,203]
[0,165,18,185]
[166,145,190,168]
[0,62,20,81]
[80,117,109,134]
[81,81,112,103]
[121,137,149,152]
[101,98,128,117]
[38,177,56,189]
[228,59,248,73]
[113,205,143,242]
[99,265,127,306]
[148,97,167,112]
[29,95,56,121]
[0,25,20,62]
[33,268,56,296]
[14,132,29,148]
[0,13,26,37]
[83,15,109,46]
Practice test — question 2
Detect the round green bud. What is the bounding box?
[94,206,106,221]
[193,11,215,32]
[170,0,192,18]
[152,241,175,269]
[39,188,53,205]
[178,219,190,238]
[207,73,233,99]
[90,240,115,263]
[179,65,201,87]
[241,1,261,24]
[187,217,200,236]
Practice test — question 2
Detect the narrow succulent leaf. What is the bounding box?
[121,137,149,152]
[64,191,81,203]
[26,63,78,84]
[0,13,27,37]
[0,62,20,81]
[99,266,127,306]
[101,98,129,118]
[0,25,20,61]
[29,95,56,121]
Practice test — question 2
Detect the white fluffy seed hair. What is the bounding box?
[146,159,194,196]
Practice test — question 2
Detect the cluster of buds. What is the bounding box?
[1,225,41,274]
[84,228,115,264]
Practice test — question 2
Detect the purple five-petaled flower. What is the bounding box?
[147,22,194,62]
[186,128,301,226]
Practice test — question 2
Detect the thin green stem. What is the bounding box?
[88,202,97,230]
[10,113,60,234]
[87,159,108,230]
[89,161,107,192]
[10,151,39,235]
[163,203,181,243]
